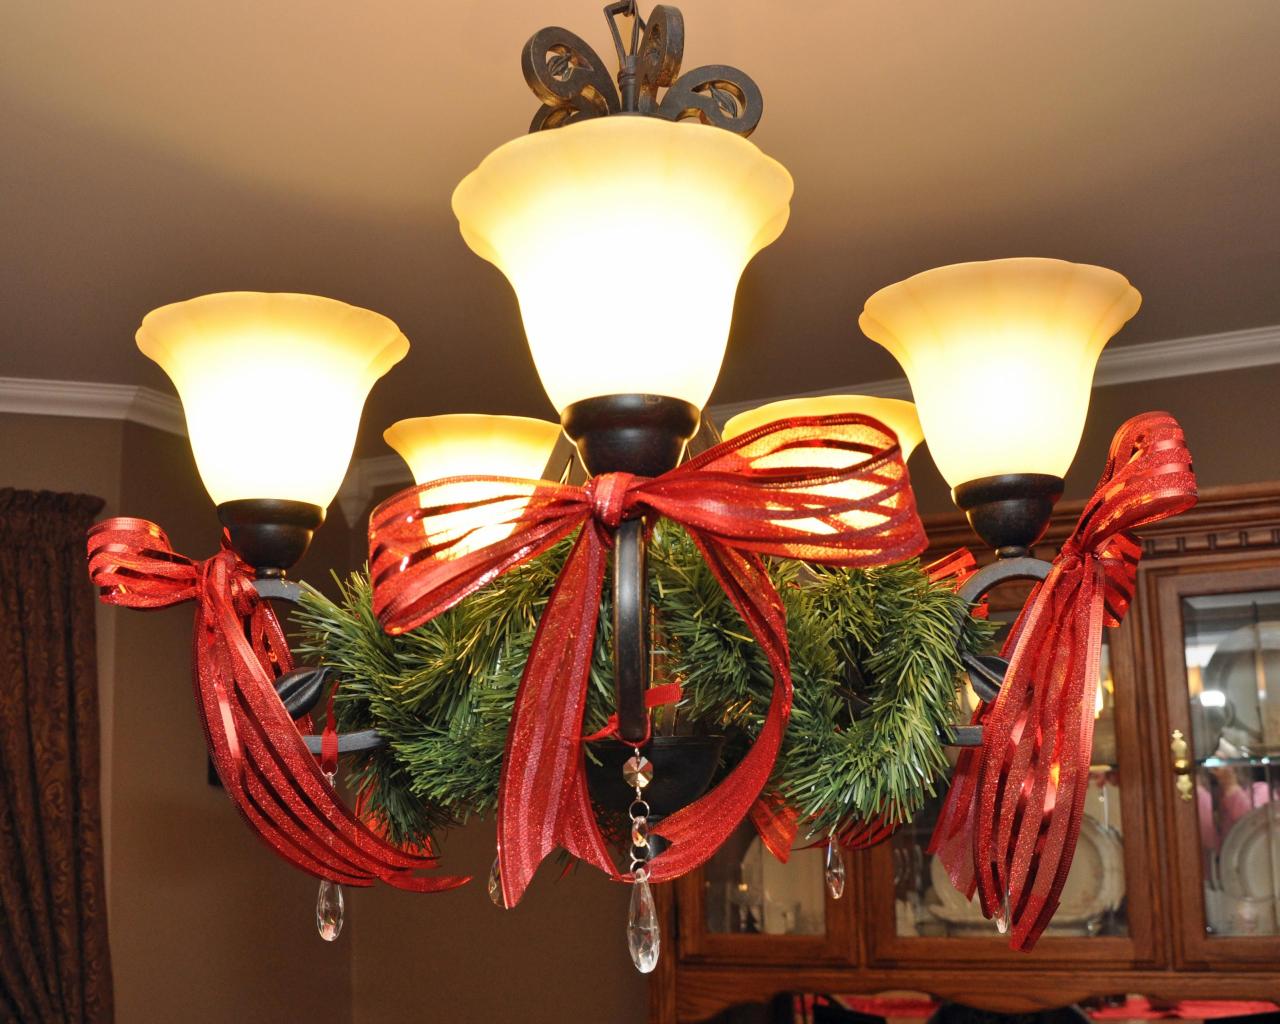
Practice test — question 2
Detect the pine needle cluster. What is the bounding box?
[293,525,990,850]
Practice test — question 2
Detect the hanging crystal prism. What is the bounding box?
[824,843,846,900]
[316,879,345,941]
[315,770,345,940]
[627,868,660,974]
[488,855,507,908]
[994,888,1011,934]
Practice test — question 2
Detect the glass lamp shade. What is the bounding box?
[858,258,1141,488]
[722,395,923,462]
[137,292,408,508]
[452,116,793,413]
[383,413,563,555]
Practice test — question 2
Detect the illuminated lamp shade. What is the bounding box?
[137,292,409,509]
[859,259,1140,554]
[452,116,793,414]
[723,395,923,462]
[383,414,563,556]
[723,395,923,533]
[858,258,1140,489]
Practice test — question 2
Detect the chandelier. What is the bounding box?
[87,2,1198,973]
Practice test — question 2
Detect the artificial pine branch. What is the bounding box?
[293,526,992,851]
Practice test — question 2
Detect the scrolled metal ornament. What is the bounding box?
[633,4,685,112]
[522,25,621,131]
[656,64,763,136]
[524,3,763,138]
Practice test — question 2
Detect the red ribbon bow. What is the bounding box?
[369,413,927,907]
[86,517,467,893]
[930,412,1196,950]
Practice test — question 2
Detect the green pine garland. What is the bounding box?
[293,524,991,852]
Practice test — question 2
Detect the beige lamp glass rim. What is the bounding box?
[136,290,410,376]
[722,394,924,461]
[383,412,563,484]
[858,256,1141,353]
[450,114,795,271]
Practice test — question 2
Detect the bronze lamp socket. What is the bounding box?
[216,498,325,578]
[952,473,1064,560]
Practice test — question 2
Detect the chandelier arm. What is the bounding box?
[252,577,388,753]
[613,516,651,742]
[936,555,1054,748]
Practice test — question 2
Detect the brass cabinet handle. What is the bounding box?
[1170,729,1194,802]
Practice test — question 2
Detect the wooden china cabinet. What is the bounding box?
[650,482,1280,1023]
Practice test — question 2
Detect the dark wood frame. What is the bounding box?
[651,483,1280,1023]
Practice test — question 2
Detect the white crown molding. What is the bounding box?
[4,323,1279,522]
[0,376,187,435]
[708,323,1280,425]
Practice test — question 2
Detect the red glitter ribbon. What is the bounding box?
[929,412,1196,950]
[368,414,927,906]
[86,517,467,893]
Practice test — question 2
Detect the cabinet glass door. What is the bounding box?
[1180,588,1279,938]
[1154,562,1280,966]
[675,819,855,964]
[864,579,1157,966]
[890,636,1127,943]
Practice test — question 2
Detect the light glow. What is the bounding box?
[722,395,922,534]
[858,258,1140,488]
[452,116,793,413]
[723,395,923,462]
[137,292,408,508]
[383,413,562,556]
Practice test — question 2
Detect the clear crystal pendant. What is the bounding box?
[488,855,506,908]
[627,868,660,974]
[824,844,846,900]
[994,888,1011,934]
[315,768,344,941]
[316,879,344,941]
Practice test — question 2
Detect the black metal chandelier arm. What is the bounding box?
[953,555,1053,703]
[613,517,652,743]
[252,577,388,753]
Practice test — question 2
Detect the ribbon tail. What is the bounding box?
[497,525,612,907]
[749,793,799,864]
[197,560,454,890]
[649,538,791,882]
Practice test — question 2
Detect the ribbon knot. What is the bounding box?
[369,412,929,908]
[929,411,1195,951]
[586,471,636,530]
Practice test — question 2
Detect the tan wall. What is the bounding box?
[906,363,1280,515]
[0,414,353,1024]
[352,821,646,1024]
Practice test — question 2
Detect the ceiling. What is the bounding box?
[3,0,1278,456]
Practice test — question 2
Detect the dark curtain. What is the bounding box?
[0,489,113,1023]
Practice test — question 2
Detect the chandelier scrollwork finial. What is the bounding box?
[522,3,763,137]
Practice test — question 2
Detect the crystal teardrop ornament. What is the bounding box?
[824,846,846,900]
[627,872,660,974]
[316,879,344,941]
[488,856,506,908]
[994,889,1011,934]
